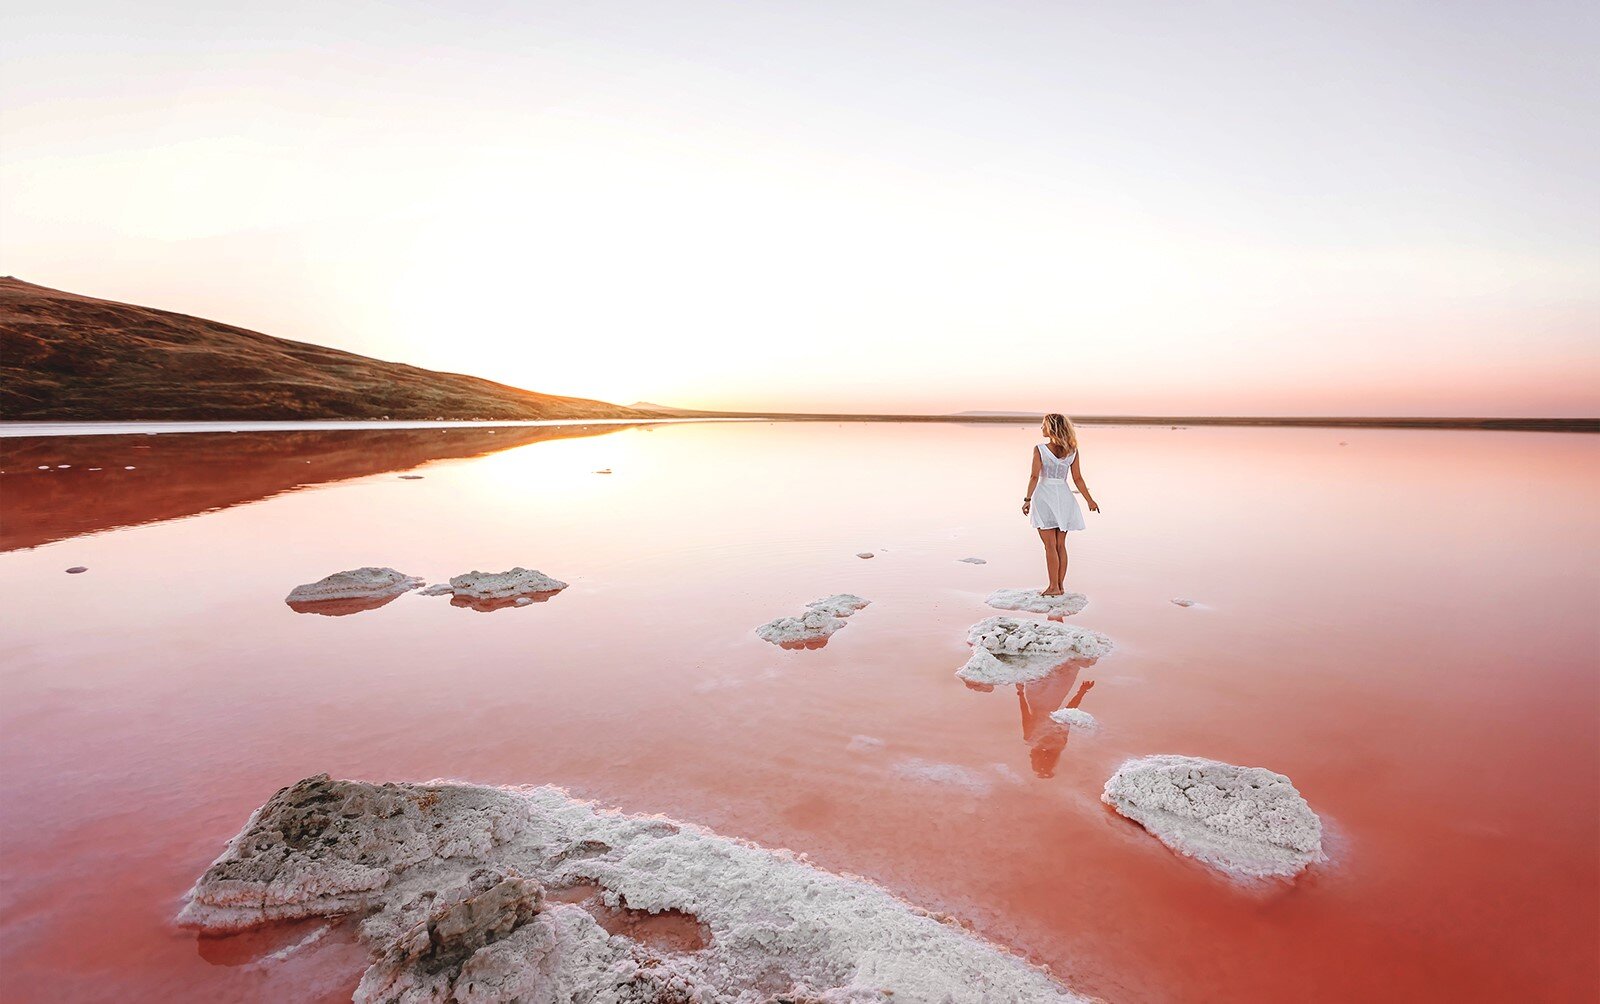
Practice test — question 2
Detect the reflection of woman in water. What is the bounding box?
[1022,413,1099,597]
[1018,664,1095,778]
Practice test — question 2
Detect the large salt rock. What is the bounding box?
[181,775,1087,1002]
[757,609,847,648]
[1101,755,1325,880]
[448,568,568,599]
[986,588,1087,617]
[285,567,422,615]
[805,594,871,617]
[957,616,1112,685]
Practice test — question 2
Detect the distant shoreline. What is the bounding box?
[2,414,1595,437]
[654,413,1599,433]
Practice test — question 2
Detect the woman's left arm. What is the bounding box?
[1071,454,1100,513]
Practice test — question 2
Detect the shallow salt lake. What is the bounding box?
[1,420,1596,1002]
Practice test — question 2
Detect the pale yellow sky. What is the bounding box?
[3,1,1597,415]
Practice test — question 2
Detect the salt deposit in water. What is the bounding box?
[986,588,1087,617]
[856,552,875,559]
[1171,598,1197,607]
[1048,707,1097,731]
[758,594,871,648]
[957,557,987,564]
[1101,755,1325,880]
[756,609,847,649]
[957,616,1113,686]
[65,566,87,574]
[179,775,1086,1003]
[285,567,423,615]
[398,475,424,480]
[806,593,871,617]
[425,568,570,611]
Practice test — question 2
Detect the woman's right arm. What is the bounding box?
[1022,449,1040,515]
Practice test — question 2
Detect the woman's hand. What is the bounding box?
[1087,499,1100,513]
[1021,499,1031,516]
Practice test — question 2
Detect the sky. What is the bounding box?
[2,0,1597,416]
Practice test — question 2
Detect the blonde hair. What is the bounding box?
[1042,413,1077,452]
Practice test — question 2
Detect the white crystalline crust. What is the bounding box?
[957,617,1113,685]
[757,595,871,646]
[957,557,987,564]
[448,568,568,599]
[286,567,423,604]
[418,583,455,596]
[1048,708,1097,731]
[1101,755,1325,880]
[805,594,871,617]
[756,609,847,645]
[985,589,1087,617]
[179,775,1086,1003]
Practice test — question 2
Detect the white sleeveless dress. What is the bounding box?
[1030,443,1086,531]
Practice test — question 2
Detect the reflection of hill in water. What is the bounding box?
[0,424,640,551]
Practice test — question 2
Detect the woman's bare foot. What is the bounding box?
[1041,587,1063,597]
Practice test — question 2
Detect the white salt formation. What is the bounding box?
[447,568,568,600]
[180,775,1086,1003]
[285,568,422,606]
[856,552,875,559]
[1101,755,1325,880]
[1171,598,1197,607]
[957,617,1113,685]
[986,588,1087,617]
[758,595,871,648]
[806,594,871,617]
[756,609,847,647]
[957,557,987,564]
[1048,708,1097,731]
[418,583,454,596]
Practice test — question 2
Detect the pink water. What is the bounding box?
[2,421,1597,1002]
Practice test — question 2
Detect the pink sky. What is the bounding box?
[3,1,1596,416]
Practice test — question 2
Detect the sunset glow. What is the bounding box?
[3,1,1596,415]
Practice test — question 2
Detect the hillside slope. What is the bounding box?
[0,278,641,421]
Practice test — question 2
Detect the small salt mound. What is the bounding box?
[856,552,875,559]
[285,567,422,607]
[986,588,1087,617]
[756,609,846,648]
[418,583,454,596]
[1171,598,1197,607]
[65,566,87,574]
[1048,708,1097,731]
[179,775,1087,1002]
[448,568,568,599]
[806,594,871,617]
[957,616,1113,685]
[398,475,424,480]
[1102,755,1325,880]
[846,735,885,753]
[957,557,987,564]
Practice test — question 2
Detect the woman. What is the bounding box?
[1021,413,1100,596]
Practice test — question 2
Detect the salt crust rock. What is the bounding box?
[756,609,847,647]
[447,568,568,600]
[1171,598,1197,607]
[757,595,871,647]
[1048,708,1097,731]
[1101,755,1325,880]
[286,567,422,605]
[855,552,874,559]
[985,588,1087,617]
[957,557,987,564]
[65,566,87,574]
[957,617,1113,686]
[805,594,871,617]
[419,583,455,596]
[179,775,1085,1003]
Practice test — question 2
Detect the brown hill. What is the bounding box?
[0,277,642,421]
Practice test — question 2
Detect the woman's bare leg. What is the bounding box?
[1038,528,1061,594]
[1053,531,1068,591]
